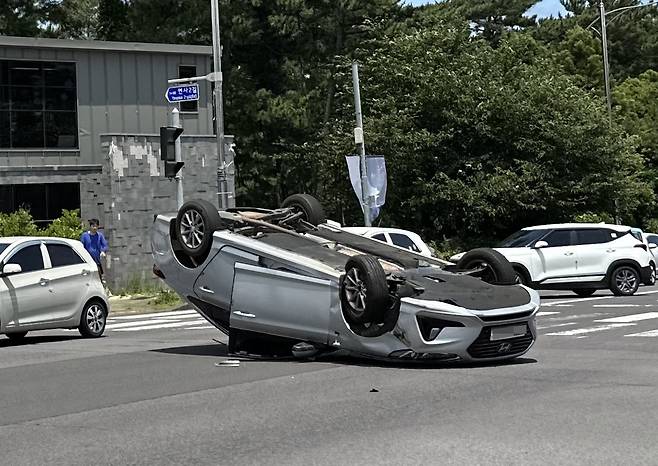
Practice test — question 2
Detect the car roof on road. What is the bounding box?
[523,223,630,232]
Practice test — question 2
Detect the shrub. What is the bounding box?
[573,212,615,224]
[0,209,40,237]
[42,209,84,240]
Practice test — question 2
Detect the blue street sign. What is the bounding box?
[165,84,199,103]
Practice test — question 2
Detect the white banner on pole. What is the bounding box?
[345,155,387,221]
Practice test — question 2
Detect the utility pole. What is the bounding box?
[172,108,184,209]
[600,1,612,124]
[211,0,231,209]
[352,62,371,227]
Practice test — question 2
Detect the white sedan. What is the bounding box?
[341,227,434,257]
[0,237,109,341]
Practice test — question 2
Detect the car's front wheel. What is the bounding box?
[176,199,223,259]
[79,301,107,338]
[6,331,28,341]
[341,255,389,324]
[456,248,518,285]
[609,266,640,296]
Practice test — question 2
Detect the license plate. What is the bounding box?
[490,324,527,341]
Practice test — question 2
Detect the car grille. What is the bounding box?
[467,325,534,359]
[479,310,533,322]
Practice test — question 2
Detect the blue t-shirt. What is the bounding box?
[80,231,108,263]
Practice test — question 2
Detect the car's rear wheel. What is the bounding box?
[341,255,389,324]
[176,199,223,258]
[456,248,517,285]
[573,289,596,298]
[6,331,28,341]
[609,266,640,296]
[79,301,107,338]
[281,194,326,226]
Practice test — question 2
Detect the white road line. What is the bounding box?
[108,309,196,320]
[595,312,658,323]
[537,322,578,330]
[545,323,635,336]
[542,289,658,307]
[186,325,215,330]
[106,319,177,329]
[625,329,658,337]
[554,304,573,307]
[593,304,647,308]
[112,319,207,332]
[537,311,560,316]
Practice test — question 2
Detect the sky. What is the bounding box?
[405,0,569,18]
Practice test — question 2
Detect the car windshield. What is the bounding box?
[0,243,9,255]
[498,229,548,248]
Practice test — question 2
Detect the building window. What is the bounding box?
[0,183,80,226]
[0,60,78,149]
[178,65,198,113]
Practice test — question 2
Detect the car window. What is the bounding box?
[372,233,386,242]
[575,229,610,245]
[630,229,643,242]
[7,244,44,273]
[647,235,658,245]
[46,243,84,267]
[498,229,548,248]
[544,230,572,247]
[389,233,421,253]
[0,243,9,255]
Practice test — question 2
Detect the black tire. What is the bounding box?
[281,194,326,226]
[78,300,107,338]
[513,266,530,287]
[341,255,389,324]
[573,289,596,298]
[6,331,28,341]
[456,248,517,285]
[649,263,656,286]
[609,265,640,296]
[176,199,223,258]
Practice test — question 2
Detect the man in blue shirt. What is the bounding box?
[80,219,109,282]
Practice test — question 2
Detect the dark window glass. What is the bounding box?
[498,229,548,248]
[46,243,84,267]
[11,111,44,147]
[0,244,9,255]
[390,233,421,253]
[9,244,44,273]
[13,184,47,220]
[0,60,77,149]
[45,111,77,148]
[372,233,386,242]
[576,229,609,245]
[647,235,658,245]
[1,183,79,224]
[178,65,198,112]
[46,183,80,220]
[544,230,572,247]
[0,185,11,213]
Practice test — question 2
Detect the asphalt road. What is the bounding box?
[1,289,657,465]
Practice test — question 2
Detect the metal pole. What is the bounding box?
[172,107,184,209]
[600,1,612,123]
[211,0,230,208]
[352,62,371,227]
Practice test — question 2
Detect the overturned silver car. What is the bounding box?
[151,194,540,362]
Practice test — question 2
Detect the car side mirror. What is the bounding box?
[650,243,657,250]
[533,240,548,249]
[1,263,22,276]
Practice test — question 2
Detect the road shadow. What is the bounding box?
[151,343,229,357]
[0,334,84,347]
[312,354,538,370]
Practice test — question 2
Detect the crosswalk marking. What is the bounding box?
[108,309,198,320]
[595,312,658,323]
[625,330,658,337]
[536,322,577,330]
[545,323,635,336]
[537,311,560,316]
[113,319,207,332]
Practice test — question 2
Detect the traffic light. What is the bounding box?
[160,126,184,178]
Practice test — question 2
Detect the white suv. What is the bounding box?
[450,223,655,296]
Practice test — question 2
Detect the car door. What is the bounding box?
[0,242,50,328]
[43,242,91,322]
[573,229,612,280]
[229,262,334,344]
[533,229,578,282]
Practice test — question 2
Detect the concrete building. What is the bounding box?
[0,36,231,289]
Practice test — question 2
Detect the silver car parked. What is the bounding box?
[152,195,540,363]
[0,237,109,341]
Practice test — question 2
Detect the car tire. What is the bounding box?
[78,300,107,338]
[341,255,389,324]
[6,331,28,341]
[456,248,517,285]
[281,194,326,226]
[176,199,223,258]
[649,263,656,286]
[609,265,640,296]
[573,289,596,298]
[513,266,530,287]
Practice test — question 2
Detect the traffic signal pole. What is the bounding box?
[172,108,184,209]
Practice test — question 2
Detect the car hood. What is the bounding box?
[398,269,532,311]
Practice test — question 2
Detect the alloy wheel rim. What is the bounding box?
[86,304,105,334]
[344,268,367,314]
[615,268,637,293]
[180,209,205,249]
